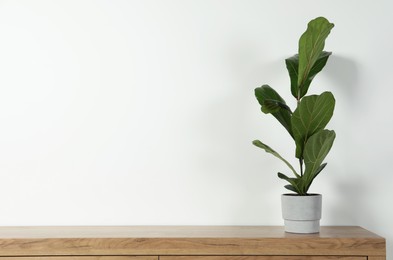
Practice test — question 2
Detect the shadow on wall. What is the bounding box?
[323,55,377,225]
[327,180,373,225]
[324,55,360,105]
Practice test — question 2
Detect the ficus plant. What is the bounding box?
[253,17,336,196]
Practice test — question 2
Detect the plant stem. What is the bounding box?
[299,158,304,176]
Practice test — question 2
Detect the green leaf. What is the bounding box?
[284,184,298,193]
[298,17,334,99]
[278,172,292,180]
[278,172,305,195]
[285,54,299,99]
[286,51,332,99]
[262,99,292,114]
[255,85,293,137]
[303,130,336,186]
[300,51,331,98]
[312,162,327,181]
[291,91,335,158]
[253,140,299,178]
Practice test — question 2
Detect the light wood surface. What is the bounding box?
[0,226,383,238]
[0,256,158,260]
[0,226,385,257]
[161,257,366,260]
[0,256,367,260]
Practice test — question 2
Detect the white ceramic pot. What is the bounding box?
[281,194,322,233]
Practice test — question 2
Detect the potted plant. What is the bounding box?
[253,17,335,233]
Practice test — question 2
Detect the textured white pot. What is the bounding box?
[281,194,322,233]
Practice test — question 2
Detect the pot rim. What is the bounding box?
[282,193,321,196]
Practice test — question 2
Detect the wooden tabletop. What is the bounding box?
[0,225,384,238]
[0,226,386,256]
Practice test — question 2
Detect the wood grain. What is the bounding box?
[0,226,385,257]
[161,257,366,260]
[0,226,383,238]
[0,257,156,260]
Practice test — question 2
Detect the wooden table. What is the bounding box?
[0,226,386,259]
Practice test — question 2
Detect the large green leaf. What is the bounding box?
[298,17,334,98]
[255,85,293,137]
[304,162,327,192]
[303,130,336,185]
[253,140,299,178]
[286,51,332,99]
[291,92,335,158]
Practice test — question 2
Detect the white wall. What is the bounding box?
[0,0,392,257]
